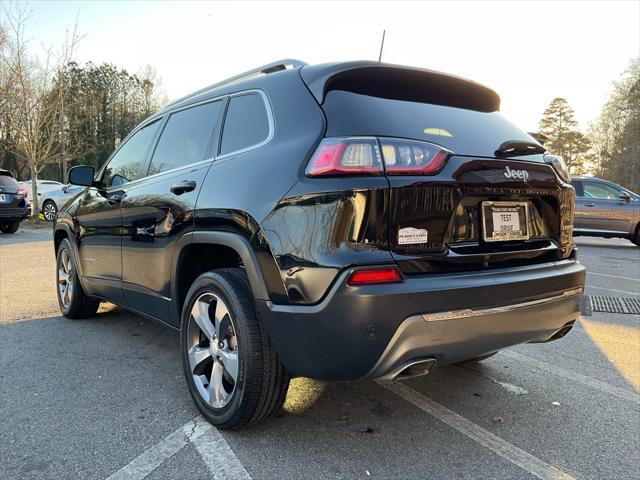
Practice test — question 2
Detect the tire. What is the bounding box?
[632,224,640,246]
[0,221,19,234]
[455,351,499,365]
[56,239,100,318]
[42,200,58,222]
[181,268,290,430]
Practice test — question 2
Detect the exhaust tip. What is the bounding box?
[381,358,437,381]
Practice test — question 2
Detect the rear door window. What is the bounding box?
[220,93,270,156]
[148,100,223,176]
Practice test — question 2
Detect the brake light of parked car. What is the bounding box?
[306,137,451,177]
[305,138,384,176]
[16,183,27,199]
[379,138,451,175]
[347,267,403,286]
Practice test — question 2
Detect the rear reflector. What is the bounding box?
[347,268,402,285]
[306,137,450,177]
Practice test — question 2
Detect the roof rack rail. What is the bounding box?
[166,59,308,108]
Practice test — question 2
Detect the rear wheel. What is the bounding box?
[42,200,58,222]
[181,268,289,429]
[56,239,100,318]
[0,222,19,234]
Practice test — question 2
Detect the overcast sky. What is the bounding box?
[20,0,640,132]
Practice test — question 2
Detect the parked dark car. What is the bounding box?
[572,175,639,245]
[0,169,29,233]
[54,60,586,429]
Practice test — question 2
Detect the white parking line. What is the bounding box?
[106,416,251,480]
[105,426,188,480]
[187,417,252,480]
[378,381,575,480]
[586,285,640,296]
[501,350,640,404]
[588,271,640,282]
[378,381,573,480]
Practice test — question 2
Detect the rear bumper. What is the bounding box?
[0,206,28,222]
[257,259,585,381]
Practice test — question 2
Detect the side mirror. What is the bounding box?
[68,165,95,187]
[620,193,631,204]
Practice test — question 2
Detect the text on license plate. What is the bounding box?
[482,201,529,242]
[492,209,520,233]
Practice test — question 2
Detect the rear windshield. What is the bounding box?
[0,174,17,187]
[323,90,535,158]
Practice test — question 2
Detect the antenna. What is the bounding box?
[378,29,386,62]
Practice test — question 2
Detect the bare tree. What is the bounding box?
[0,4,80,220]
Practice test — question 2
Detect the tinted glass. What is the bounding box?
[103,121,160,188]
[323,90,536,158]
[220,94,270,155]
[582,181,621,199]
[149,101,222,175]
[0,174,17,187]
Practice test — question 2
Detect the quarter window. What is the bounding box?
[220,93,270,156]
[103,121,160,188]
[148,101,223,175]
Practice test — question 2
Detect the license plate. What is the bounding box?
[482,201,530,242]
[0,194,6,203]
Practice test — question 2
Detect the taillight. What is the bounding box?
[306,138,383,176]
[306,137,451,177]
[347,267,402,286]
[379,138,451,175]
[16,184,27,199]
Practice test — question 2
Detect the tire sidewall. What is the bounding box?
[180,272,252,426]
[56,239,78,316]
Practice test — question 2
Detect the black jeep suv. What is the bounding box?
[54,60,585,429]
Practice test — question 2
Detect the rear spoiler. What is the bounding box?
[300,61,501,113]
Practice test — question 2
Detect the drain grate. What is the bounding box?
[589,296,640,315]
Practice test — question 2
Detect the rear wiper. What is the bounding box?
[495,140,546,157]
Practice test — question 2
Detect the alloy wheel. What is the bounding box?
[43,202,57,221]
[186,292,239,408]
[57,248,74,309]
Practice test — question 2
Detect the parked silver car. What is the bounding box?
[572,176,639,245]
[39,184,83,221]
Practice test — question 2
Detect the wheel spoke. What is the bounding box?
[191,299,215,339]
[219,348,239,381]
[208,361,227,406]
[188,345,211,371]
[214,299,230,339]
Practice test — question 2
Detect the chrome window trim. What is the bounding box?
[216,89,275,160]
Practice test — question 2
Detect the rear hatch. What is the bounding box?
[301,62,575,273]
[0,173,26,212]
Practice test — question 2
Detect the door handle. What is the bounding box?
[170,180,197,195]
[584,203,596,207]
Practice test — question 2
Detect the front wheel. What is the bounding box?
[0,221,19,234]
[181,268,289,429]
[632,224,640,246]
[42,200,58,222]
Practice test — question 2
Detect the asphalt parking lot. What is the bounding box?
[1,227,638,480]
